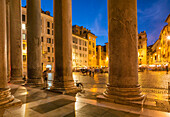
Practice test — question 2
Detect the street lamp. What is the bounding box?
[167,36,170,40]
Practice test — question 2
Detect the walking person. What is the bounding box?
[166,65,169,74]
[92,67,95,77]
[43,68,49,89]
[89,67,91,76]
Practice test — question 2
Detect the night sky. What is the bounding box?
[21,0,170,46]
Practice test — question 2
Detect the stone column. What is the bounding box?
[10,0,23,83]
[0,0,14,106]
[97,46,101,67]
[104,0,144,101]
[6,0,11,82]
[27,0,42,85]
[52,0,77,93]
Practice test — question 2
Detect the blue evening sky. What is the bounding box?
[21,0,170,46]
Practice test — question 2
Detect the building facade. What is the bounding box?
[22,8,91,73]
[138,31,147,66]
[147,14,170,69]
[96,32,147,68]
[72,34,88,69]
[72,25,97,67]
[96,44,108,68]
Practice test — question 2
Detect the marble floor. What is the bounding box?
[1,84,170,117]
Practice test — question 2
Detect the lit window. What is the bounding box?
[48,57,51,62]
[22,24,26,30]
[22,34,26,40]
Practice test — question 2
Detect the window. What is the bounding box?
[85,48,87,51]
[93,43,94,48]
[80,54,82,57]
[47,47,50,52]
[85,41,87,46]
[23,44,26,50]
[41,37,43,42]
[48,57,51,62]
[52,57,54,62]
[22,15,25,22]
[89,41,91,45]
[52,23,53,29]
[89,50,91,54]
[79,47,81,50]
[73,37,78,44]
[79,40,81,45]
[52,39,54,44]
[22,24,26,30]
[47,29,50,34]
[73,45,78,49]
[52,48,54,53]
[23,55,26,62]
[47,21,50,28]
[47,38,51,43]
[22,34,26,40]
[52,30,53,35]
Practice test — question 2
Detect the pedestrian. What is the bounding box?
[92,67,95,77]
[166,65,169,74]
[43,68,49,89]
[89,67,91,76]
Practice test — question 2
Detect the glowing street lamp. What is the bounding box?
[167,36,170,40]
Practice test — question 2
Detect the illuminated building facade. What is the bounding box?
[138,31,147,66]
[96,44,108,68]
[22,8,91,73]
[147,14,170,68]
[72,34,88,68]
[72,25,97,67]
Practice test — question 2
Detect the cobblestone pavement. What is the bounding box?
[73,71,170,90]
[72,71,170,101]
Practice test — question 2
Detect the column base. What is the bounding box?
[0,88,22,108]
[25,78,42,87]
[103,84,145,101]
[50,80,80,94]
[10,77,24,84]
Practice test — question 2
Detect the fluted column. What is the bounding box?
[10,0,23,83]
[52,0,77,93]
[104,0,144,101]
[27,0,42,85]
[0,0,14,106]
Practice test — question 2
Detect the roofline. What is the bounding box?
[165,14,170,23]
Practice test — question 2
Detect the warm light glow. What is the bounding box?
[167,36,170,40]
[22,50,26,54]
[155,54,157,55]
[159,47,161,49]
[106,57,108,61]
[22,24,26,30]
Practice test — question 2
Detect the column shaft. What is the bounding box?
[27,0,42,85]
[10,0,23,83]
[6,0,11,82]
[0,0,14,105]
[52,0,77,93]
[104,0,144,101]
